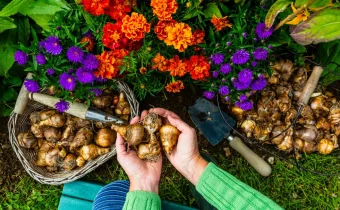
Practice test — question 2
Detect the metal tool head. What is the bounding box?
[188,98,236,146]
[86,108,126,125]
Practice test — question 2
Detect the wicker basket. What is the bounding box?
[8,81,139,185]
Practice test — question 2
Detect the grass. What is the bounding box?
[1,147,339,210]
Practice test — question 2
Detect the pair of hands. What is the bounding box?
[116,108,208,194]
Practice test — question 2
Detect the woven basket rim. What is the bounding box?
[8,81,139,185]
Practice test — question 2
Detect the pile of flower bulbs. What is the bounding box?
[232,59,339,155]
[17,91,130,172]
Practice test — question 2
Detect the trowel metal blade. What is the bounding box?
[188,98,236,146]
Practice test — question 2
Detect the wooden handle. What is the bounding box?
[13,73,33,114]
[229,136,272,177]
[29,93,88,119]
[298,66,323,105]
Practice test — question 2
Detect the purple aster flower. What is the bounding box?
[59,73,76,91]
[220,63,232,74]
[231,49,250,65]
[227,42,232,46]
[233,79,250,90]
[36,54,46,65]
[238,69,253,84]
[24,79,39,93]
[95,76,108,84]
[224,96,230,102]
[242,32,247,38]
[14,50,28,65]
[55,100,69,112]
[90,88,103,97]
[44,36,63,55]
[239,94,247,101]
[203,91,215,100]
[39,40,46,49]
[211,53,224,65]
[251,61,257,67]
[253,48,268,61]
[255,23,273,40]
[212,71,218,78]
[219,86,230,96]
[250,75,267,91]
[268,45,273,50]
[76,68,94,84]
[67,46,84,63]
[46,68,55,76]
[83,54,99,71]
[236,100,253,111]
[68,68,74,74]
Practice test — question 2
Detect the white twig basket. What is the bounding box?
[8,81,138,185]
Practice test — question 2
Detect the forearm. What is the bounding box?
[123,191,161,210]
[196,163,283,210]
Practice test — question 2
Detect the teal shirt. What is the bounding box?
[123,163,282,210]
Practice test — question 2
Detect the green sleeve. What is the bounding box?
[123,191,161,210]
[196,163,283,210]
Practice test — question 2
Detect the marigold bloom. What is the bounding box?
[286,3,310,25]
[139,67,147,74]
[165,80,184,93]
[105,0,131,20]
[94,50,129,79]
[164,23,192,52]
[83,0,110,16]
[187,55,211,81]
[152,53,169,72]
[154,20,177,40]
[190,29,205,45]
[168,55,187,77]
[102,21,129,50]
[81,36,95,51]
[211,15,232,31]
[122,12,151,41]
[150,0,178,20]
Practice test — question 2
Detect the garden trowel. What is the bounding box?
[188,98,272,176]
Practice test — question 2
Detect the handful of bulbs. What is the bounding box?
[17,90,130,172]
[233,60,339,155]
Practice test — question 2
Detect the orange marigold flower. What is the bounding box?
[154,20,177,41]
[187,55,211,81]
[139,67,147,74]
[152,53,169,72]
[83,0,110,16]
[164,22,192,52]
[190,29,205,45]
[150,0,178,20]
[105,0,131,21]
[168,55,187,77]
[211,15,232,32]
[165,80,184,93]
[80,36,95,51]
[102,21,130,50]
[94,50,129,79]
[122,12,151,41]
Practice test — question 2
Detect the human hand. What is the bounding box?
[142,108,208,186]
[116,116,162,194]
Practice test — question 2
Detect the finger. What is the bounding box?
[141,110,149,120]
[150,108,181,119]
[130,116,140,124]
[167,115,192,133]
[115,133,127,156]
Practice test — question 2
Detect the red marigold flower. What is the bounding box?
[105,0,131,21]
[190,29,205,45]
[154,20,177,41]
[122,12,151,41]
[150,0,178,20]
[211,15,232,32]
[168,55,187,77]
[187,55,211,81]
[94,49,129,79]
[165,80,184,93]
[80,36,95,51]
[152,53,169,72]
[102,21,130,50]
[83,0,110,16]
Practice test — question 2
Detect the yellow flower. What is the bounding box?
[286,3,310,25]
[164,22,192,52]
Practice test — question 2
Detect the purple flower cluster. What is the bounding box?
[255,23,273,40]
[55,100,70,112]
[46,68,55,76]
[253,48,268,60]
[67,46,84,63]
[76,67,94,84]
[231,49,250,65]
[250,75,267,91]
[211,53,224,65]
[83,54,99,71]
[36,54,46,65]
[219,86,229,96]
[233,69,253,90]
[212,71,219,78]
[220,63,232,74]
[90,88,103,97]
[203,91,215,100]
[59,73,76,91]
[42,36,63,55]
[24,79,39,93]
[14,50,28,65]
[235,100,253,111]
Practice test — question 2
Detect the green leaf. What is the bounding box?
[0,0,34,17]
[82,9,94,26]
[2,88,17,101]
[0,17,16,32]
[0,101,13,116]
[203,3,222,18]
[28,15,54,32]
[20,0,65,15]
[0,30,16,76]
[218,2,230,15]
[183,9,198,20]
[295,0,332,10]
[17,17,30,46]
[317,40,340,85]
[265,0,293,28]
[3,76,22,86]
[290,8,340,45]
